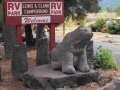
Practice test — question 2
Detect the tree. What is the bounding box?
[2,5,16,59]
[64,0,101,24]
[0,0,2,4]
[36,0,102,37]
[114,3,120,16]
[106,6,113,12]
[0,0,16,59]
[36,24,46,48]
[25,25,34,46]
[3,25,16,59]
[26,0,102,47]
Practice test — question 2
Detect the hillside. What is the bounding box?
[99,0,120,8]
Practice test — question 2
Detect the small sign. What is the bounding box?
[7,2,21,16]
[22,3,50,15]
[22,16,50,24]
[50,2,62,15]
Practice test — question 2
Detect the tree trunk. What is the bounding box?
[25,24,34,46]
[3,25,16,59]
[36,24,50,66]
[36,24,45,47]
[2,5,16,59]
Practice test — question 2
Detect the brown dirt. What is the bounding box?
[0,46,120,90]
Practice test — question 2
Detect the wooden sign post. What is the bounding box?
[4,0,64,50]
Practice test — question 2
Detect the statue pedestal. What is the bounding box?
[22,64,99,90]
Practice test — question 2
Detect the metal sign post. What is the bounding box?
[50,24,55,50]
[16,25,22,45]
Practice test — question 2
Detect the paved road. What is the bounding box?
[94,42,120,66]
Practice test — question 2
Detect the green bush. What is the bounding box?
[106,21,117,34]
[94,45,118,69]
[95,18,106,32]
[101,24,108,33]
[88,23,97,32]
[114,20,120,34]
[107,20,120,34]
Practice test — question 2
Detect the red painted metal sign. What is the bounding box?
[4,0,64,25]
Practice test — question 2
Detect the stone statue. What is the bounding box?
[51,26,93,74]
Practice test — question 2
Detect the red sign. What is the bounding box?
[4,0,64,25]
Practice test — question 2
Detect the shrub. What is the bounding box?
[101,27,108,33]
[101,24,108,33]
[114,20,120,34]
[88,23,97,32]
[106,20,117,34]
[107,20,120,34]
[94,45,118,69]
[95,18,106,32]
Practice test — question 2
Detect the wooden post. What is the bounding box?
[49,24,55,50]
[63,22,65,37]
[16,25,22,45]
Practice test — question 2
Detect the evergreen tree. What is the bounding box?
[64,0,101,24]
[114,3,120,16]
[64,0,101,18]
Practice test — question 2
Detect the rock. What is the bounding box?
[97,76,113,86]
[12,43,28,80]
[22,64,99,90]
[51,26,93,74]
[55,88,65,90]
[86,40,94,69]
[36,38,50,66]
[98,79,120,90]
[55,88,72,90]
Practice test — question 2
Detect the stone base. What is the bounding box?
[22,64,99,90]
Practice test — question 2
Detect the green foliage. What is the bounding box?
[106,21,116,34]
[74,11,87,26]
[78,19,86,26]
[89,18,106,32]
[101,24,108,33]
[106,20,120,34]
[88,23,97,32]
[64,0,101,23]
[64,15,75,27]
[103,11,109,19]
[94,45,118,69]
[59,14,87,27]
[63,86,69,89]
[114,3,120,16]
[106,6,114,12]
[100,6,114,13]
[73,84,78,88]
[1,87,8,90]
[95,18,106,32]
[64,0,101,16]
[60,15,77,27]
[101,27,108,33]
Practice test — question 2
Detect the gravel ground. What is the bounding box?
[0,46,120,90]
